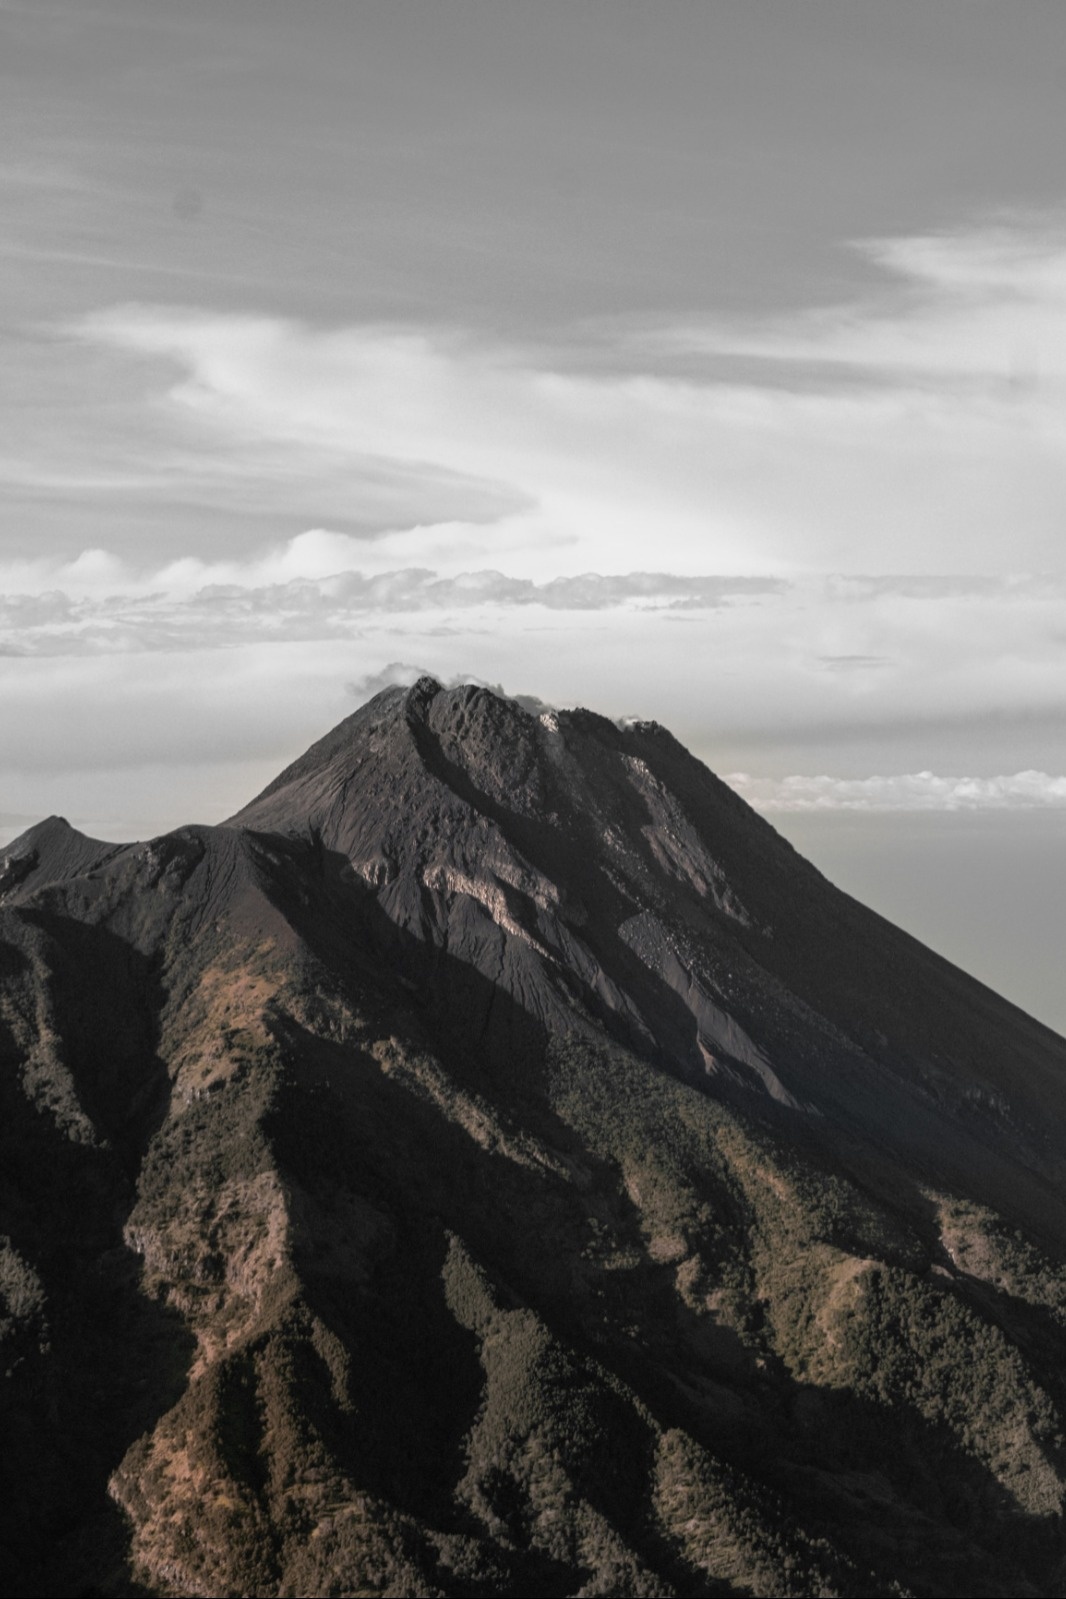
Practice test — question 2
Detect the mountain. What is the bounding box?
[3,677,1066,1597]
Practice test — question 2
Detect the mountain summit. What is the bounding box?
[3,681,1066,1596]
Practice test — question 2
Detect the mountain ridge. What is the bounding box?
[3,679,1066,1597]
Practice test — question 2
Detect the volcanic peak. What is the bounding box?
[4,682,1066,1597]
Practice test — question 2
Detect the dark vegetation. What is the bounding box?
[2,679,1066,1595]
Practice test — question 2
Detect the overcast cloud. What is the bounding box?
[3,4,1064,1028]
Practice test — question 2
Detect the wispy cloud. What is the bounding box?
[0,545,783,656]
[344,662,553,715]
[65,223,1066,578]
[635,221,1066,387]
[728,770,1066,813]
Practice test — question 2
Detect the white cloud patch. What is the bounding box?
[65,222,1066,577]
[728,770,1066,813]
[0,545,782,656]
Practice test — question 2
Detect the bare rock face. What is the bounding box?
[4,680,1066,1597]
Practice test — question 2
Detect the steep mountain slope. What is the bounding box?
[3,678,1066,1597]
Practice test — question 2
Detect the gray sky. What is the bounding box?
[3,2,1065,1030]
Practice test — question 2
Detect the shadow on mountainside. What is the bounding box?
[0,920,194,1597]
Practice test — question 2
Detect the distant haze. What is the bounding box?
[2,2,1064,1031]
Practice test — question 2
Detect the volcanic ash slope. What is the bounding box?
[3,678,1066,1597]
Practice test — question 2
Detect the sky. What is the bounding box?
[2,2,1065,1031]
